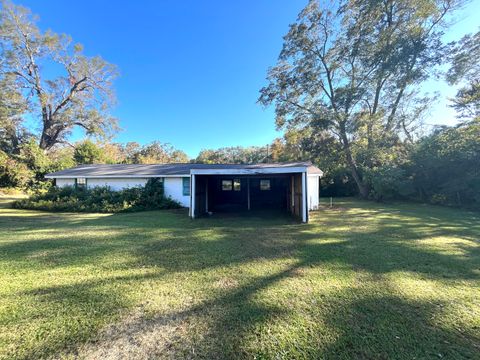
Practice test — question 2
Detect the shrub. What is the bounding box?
[365,166,414,201]
[13,178,182,213]
[0,150,33,188]
[0,187,26,196]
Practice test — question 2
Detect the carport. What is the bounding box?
[188,163,322,222]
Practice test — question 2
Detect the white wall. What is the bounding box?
[86,178,148,191]
[55,176,191,208]
[307,175,320,210]
[164,177,190,207]
[56,178,75,187]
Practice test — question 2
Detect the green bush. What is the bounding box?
[365,166,414,201]
[0,150,34,188]
[13,178,182,213]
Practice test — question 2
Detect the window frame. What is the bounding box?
[76,177,87,189]
[233,178,241,191]
[260,179,271,191]
[182,177,190,196]
[222,179,233,191]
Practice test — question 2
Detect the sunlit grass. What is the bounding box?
[0,196,479,359]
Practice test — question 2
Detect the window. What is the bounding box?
[260,179,271,191]
[222,180,233,191]
[76,177,87,188]
[182,177,190,196]
[233,179,241,191]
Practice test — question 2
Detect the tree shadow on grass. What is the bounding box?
[1,202,479,358]
[60,261,480,359]
[311,292,479,359]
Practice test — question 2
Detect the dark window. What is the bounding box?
[182,177,190,196]
[76,177,87,188]
[222,180,233,191]
[260,179,271,191]
[233,179,241,191]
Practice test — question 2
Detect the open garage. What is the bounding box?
[190,163,322,222]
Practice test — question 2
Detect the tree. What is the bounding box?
[120,142,141,164]
[131,141,189,164]
[73,139,102,164]
[19,138,51,178]
[196,145,270,164]
[101,142,127,164]
[0,72,29,153]
[0,0,118,150]
[259,0,459,197]
[447,30,480,121]
[0,149,32,188]
[408,120,480,208]
[17,138,73,183]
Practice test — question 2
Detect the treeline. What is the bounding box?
[0,139,189,190]
[2,118,478,210]
[195,120,480,210]
[1,0,479,210]
[255,0,480,210]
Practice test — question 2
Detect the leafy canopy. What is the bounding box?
[259,0,461,197]
[0,0,119,150]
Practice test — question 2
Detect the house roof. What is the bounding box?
[45,162,323,178]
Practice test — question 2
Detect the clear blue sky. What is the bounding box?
[19,0,480,158]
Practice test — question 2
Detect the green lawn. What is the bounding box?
[0,197,479,359]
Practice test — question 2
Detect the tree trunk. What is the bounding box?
[339,123,369,198]
[345,148,369,198]
[39,127,51,150]
[39,106,50,150]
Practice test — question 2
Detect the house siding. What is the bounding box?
[86,178,149,191]
[56,178,76,187]
[55,176,191,207]
[164,177,190,207]
[307,175,320,210]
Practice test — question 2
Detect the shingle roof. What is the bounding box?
[45,162,323,178]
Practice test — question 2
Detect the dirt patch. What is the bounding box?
[62,307,197,360]
[214,277,239,289]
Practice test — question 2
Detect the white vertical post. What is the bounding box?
[191,174,196,218]
[301,172,307,223]
[247,177,251,210]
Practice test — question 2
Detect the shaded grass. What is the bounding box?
[0,196,479,359]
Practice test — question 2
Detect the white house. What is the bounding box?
[45,162,323,222]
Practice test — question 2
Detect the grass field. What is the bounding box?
[0,197,479,359]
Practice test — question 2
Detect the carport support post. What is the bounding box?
[191,174,196,218]
[302,172,307,223]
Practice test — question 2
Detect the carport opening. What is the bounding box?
[192,173,306,221]
[210,175,288,212]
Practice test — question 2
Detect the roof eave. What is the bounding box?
[45,174,190,179]
[190,166,308,175]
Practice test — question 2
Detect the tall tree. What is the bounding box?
[447,30,480,121]
[0,0,118,150]
[259,0,460,197]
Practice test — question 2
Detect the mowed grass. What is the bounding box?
[0,197,479,359]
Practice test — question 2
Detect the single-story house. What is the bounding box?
[45,162,323,222]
